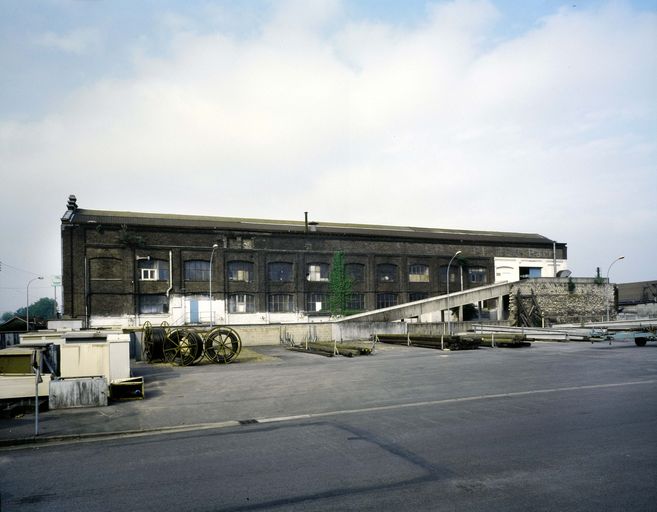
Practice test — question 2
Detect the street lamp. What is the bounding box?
[26,277,44,331]
[446,250,462,335]
[606,256,625,322]
[209,243,219,326]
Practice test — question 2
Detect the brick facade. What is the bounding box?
[60,197,567,326]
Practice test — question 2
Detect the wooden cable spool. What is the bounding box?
[163,328,204,366]
[204,326,242,364]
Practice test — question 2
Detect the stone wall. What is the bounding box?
[510,278,613,326]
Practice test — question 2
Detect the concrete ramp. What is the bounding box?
[337,282,512,323]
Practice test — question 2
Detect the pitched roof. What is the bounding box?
[0,316,27,333]
[64,207,559,246]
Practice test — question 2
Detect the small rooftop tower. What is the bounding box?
[67,195,78,211]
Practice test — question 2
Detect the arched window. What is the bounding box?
[345,263,365,283]
[268,294,294,312]
[439,265,458,284]
[268,262,294,282]
[306,293,328,312]
[228,261,254,282]
[184,260,210,281]
[346,293,365,311]
[228,294,255,313]
[377,264,398,282]
[376,293,398,308]
[307,263,329,282]
[408,264,430,283]
[138,259,169,281]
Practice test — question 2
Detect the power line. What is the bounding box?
[0,260,43,276]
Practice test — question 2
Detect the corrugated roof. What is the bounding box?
[65,208,558,245]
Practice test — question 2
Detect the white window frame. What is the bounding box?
[140,268,157,281]
[229,293,255,313]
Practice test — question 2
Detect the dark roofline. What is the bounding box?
[63,207,562,246]
[0,316,27,333]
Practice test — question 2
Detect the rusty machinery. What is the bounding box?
[142,321,242,366]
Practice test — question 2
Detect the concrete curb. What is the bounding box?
[0,420,243,449]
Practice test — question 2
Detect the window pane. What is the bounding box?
[377,264,397,282]
[409,292,428,302]
[228,261,254,282]
[268,262,294,282]
[307,263,329,282]
[345,264,365,282]
[228,293,255,313]
[185,260,210,281]
[141,268,156,280]
[468,267,488,284]
[305,293,328,312]
[346,293,365,311]
[439,265,457,283]
[409,264,430,283]
[157,261,169,281]
[139,259,169,281]
[139,294,168,314]
[376,293,398,309]
[520,267,542,279]
[268,294,294,312]
[138,259,155,269]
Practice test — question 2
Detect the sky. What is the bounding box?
[0,0,656,314]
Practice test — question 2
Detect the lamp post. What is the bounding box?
[446,251,462,335]
[606,256,625,322]
[209,243,219,326]
[26,276,44,331]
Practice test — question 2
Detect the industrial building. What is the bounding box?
[618,280,657,319]
[61,195,568,328]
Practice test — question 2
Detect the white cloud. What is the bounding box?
[1,0,656,309]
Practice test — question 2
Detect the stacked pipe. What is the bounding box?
[376,334,480,351]
[476,334,531,348]
[289,341,374,357]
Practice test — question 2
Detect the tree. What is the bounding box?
[13,297,58,321]
[1,311,13,322]
[328,251,352,317]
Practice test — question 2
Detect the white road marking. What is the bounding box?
[4,379,655,449]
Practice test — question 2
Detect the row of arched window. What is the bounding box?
[136,259,488,285]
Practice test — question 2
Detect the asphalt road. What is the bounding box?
[1,340,656,511]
